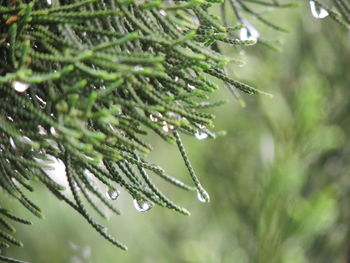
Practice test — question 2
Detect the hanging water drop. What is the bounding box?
[149,112,163,122]
[12,81,29,93]
[196,189,210,203]
[309,1,329,19]
[47,0,52,5]
[9,137,16,149]
[106,188,120,200]
[159,9,167,17]
[133,199,153,212]
[162,124,170,132]
[50,126,58,136]
[187,84,196,90]
[9,136,33,151]
[38,125,47,135]
[162,121,175,133]
[195,130,208,140]
[149,114,158,122]
[239,23,259,42]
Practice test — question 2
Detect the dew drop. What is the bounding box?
[159,9,167,17]
[133,199,153,212]
[162,124,170,132]
[195,130,208,140]
[187,84,196,90]
[134,65,144,71]
[149,114,158,122]
[38,125,47,135]
[9,136,33,151]
[162,122,175,133]
[309,0,329,19]
[12,81,29,93]
[196,189,210,203]
[47,0,52,5]
[149,112,163,122]
[19,136,32,146]
[239,23,259,42]
[106,188,120,200]
[9,137,16,149]
[50,126,58,136]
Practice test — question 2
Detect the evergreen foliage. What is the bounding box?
[0,0,349,262]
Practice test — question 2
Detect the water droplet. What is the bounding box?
[149,112,163,122]
[38,155,68,188]
[196,189,210,203]
[150,114,158,122]
[106,188,120,200]
[38,125,47,135]
[133,199,153,212]
[162,121,175,133]
[9,136,33,151]
[159,9,167,17]
[12,81,29,93]
[239,23,259,42]
[174,76,179,82]
[47,0,52,5]
[50,127,58,136]
[19,136,32,145]
[309,0,329,19]
[187,84,196,90]
[195,130,208,140]
[9,137,16,149]
[134,65,144,71]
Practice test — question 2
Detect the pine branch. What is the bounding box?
[0,0,347,262]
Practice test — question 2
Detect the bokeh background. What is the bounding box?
[3,2,350,263]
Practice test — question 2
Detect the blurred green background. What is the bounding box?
[3,2,350,263]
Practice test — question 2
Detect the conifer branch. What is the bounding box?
[0,0,347,262]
